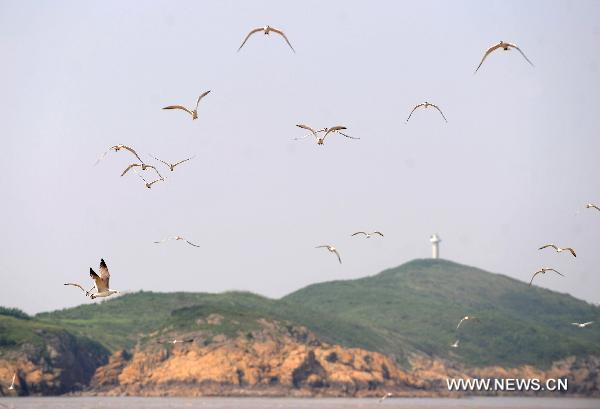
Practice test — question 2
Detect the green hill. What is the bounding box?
[36,291,385,354]
[283,259,600,367]
[11,259,600,369]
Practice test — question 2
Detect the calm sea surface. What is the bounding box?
[0,397,598,409]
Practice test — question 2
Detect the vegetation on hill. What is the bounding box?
[3,259,598,369]
[283,259,600,367]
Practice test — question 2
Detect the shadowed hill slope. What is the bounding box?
[283,259,600,367]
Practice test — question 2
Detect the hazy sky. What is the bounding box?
[1,1,599,314]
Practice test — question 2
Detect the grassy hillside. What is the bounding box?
[283,259,600,367]
[22,259,600,369]
[36,291,387,354]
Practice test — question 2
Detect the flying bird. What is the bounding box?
[456,316,479,329]
[351,231,384,239]
[136,171,165,189]
[405,102,448,123]
[154,236,200,248]
[238,25,295,52]
[571,322,593,328]
[150,155,195,172]
[294,125,358,145]
[378,392,392,403]
[160,338,194,345]
[8,372,16,390]
[538,244,576,257]
[475,41,534,73]
[89,258,120,299]
[450,340,460,348]
[529,267,564,287]
[121,163,163,179]
[316,245,342,264]
[586,203,600,211]
[162,91,211,120]
[95,144,144,165]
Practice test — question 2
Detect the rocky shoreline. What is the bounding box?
[1,320,598,397]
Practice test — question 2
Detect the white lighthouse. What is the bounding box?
[430,234,441,259]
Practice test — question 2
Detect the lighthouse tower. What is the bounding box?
[430,234,441,259]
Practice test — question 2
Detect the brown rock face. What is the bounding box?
[84,320,600,397]
[0,330,109,396]
[2,319,599,397]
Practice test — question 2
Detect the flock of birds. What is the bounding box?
[2,23,598,403]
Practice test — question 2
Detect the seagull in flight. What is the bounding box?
[162,91,211,120]
[450,340,460,348]
[154,236,200,248]
[8,372,16,390]
[65,259,118,300]
[586,203,600,212]
[158,338,195,345]
[294,124,358,145]
[316,245,342,264]
[571,322,593,328]
[136,171,165,189]
[475,41,534,73]
[150,155,195,172]
[95,144,144,165]
[121,163,163,179]
[238,25,295,52]
[406,102,448,123]
[351,231,384,239]
[456,316,479,329]
[378,393,392,403]
[529,267,564,286]
[87,259,120,299]
[539,244,576,257]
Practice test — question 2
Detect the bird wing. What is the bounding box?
[564,248,577,257]
[315,245,330,249]
[63,283,88,294]
[430,104,448,122]
[173,156,195,167]
[11,373,15,386]
[583,322,593,326]
[270,27,295,52]
[120,163,141,177]
[338,131,359,139]
[296,124,318,138]
[506,43,534,67]
[90,268,108,292]
[148,165,163,180]
[546,268,564,277]
[162,105,194,116]
[529,271,543,286]
[148,178,164,187]
[352,232,368,237]
[373,231,384,237]
[571,322,581,326]
[185,240,201,248]
[475,42,503,73]
[539,244,558,250]
[238,27,264,51]
[333,249,342,264]
[322,126,346,142]
[94,150,109,166]
[456,317,466,329]
[405,103,425,123]
[118,145,144,163]
[98,258,110,288]
[149,154,170,168]
[195,90,211,110]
